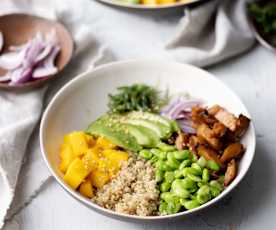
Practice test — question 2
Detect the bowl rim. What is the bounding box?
[40,59,256,220]
[97,0,207,10]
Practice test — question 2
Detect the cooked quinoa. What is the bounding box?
[92,155,159,216]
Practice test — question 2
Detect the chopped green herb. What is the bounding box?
[108,84,168,114]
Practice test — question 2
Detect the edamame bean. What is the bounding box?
[191,153,198,162]
[160,192,178,203]
[196,185,212,204]
[155,169,164,183]
[182,168,189,177]
[149,155,158,164]
[127,0,140,4]
[217,175,225,184]
[156,160,172,171]
[191,163,202,175]
[197,156,207,168]
[183,167,201,176]
[157,142,176,152]
[164,171,175,183]
[197,182,206,187]
[166,158,180,170]
[166,200,181,214]
[202,168,210,183]
[183,200,200,210]
[210,186,221,198]
[159,201,168,215]
[174,170,183,179]
[139,150,152,160]
[207,160,220,171]
[171,180,190,198]
[187,173,202,182]
[160,181,171,192]
[181,178,197,190]
[173,150,190,160]
[179,159,192,170]
[171,120,180,132]
[151,149,167,160]
[180,198,188,206]
[209,180,223,191]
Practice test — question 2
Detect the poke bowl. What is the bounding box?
[40,60,256,221]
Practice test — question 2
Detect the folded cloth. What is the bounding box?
[0,0,113,228]
[0,0,255,228]
[166,0,255,67]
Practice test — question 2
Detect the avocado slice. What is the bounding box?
[127,111,179,132]
[86,115,141,152]
[125,124,159,148]
[86,112,177,152]
[123,118,171,140]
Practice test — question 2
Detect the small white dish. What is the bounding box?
[98,0,206,10]
[40,60,256,222]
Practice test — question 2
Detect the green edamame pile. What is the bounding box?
[139,143,224,215]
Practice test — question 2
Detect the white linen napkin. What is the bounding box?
[0,0,113,228]
[166,0,255,67]
[0,0,255,228]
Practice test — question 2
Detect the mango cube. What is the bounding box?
[59,144,75,173]
[142,0,158,5]
[85,134,96,147]
[66,132,89,156]
[90,170,110,189]
[82,148,100,171]
[64,158,91,189]
[79,180,94,198]
[96,137,117,149]
[158,0,176,4]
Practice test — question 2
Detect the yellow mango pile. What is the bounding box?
[59,132,128,198]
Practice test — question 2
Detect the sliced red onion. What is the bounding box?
[9,43,28,52]
[161,98,202,134]
[178,123,196,134]
[23,33,44,67]
[9,67,33,85]
[0,31,3,53]
[0,30,60,85]
[167,100,202,120]
[35,45,53,63]
[33,46,60,78]
[0,50,26,70]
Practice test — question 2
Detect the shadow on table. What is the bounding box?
[128,138,273,229]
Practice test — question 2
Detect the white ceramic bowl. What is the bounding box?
[98,0,207,10]
[40,60,256,222]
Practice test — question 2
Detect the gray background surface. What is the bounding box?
[5,2,276,229]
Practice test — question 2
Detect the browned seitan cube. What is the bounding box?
[234,114,250,138]
[188,135,206,152]
[208,105,237,131]
[175,132,190,150]
[224,159,237,186]
[220,143,244,163]
[191,106,216,128]
[197,123,222,150]
[197,145,223,167]
[212,122,227,138]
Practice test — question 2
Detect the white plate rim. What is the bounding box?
[97,0,206,9]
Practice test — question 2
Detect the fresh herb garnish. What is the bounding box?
[248,2,276,34]
[108,84,167,114]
